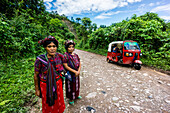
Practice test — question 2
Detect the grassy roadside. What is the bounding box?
[76,47,108,56]
[0,47,169,112]
[0,57,38,113]
[76,47,170,73]
[0,44,64,113]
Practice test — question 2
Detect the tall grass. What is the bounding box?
[0,57,38,112]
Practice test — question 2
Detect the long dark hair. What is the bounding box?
[65,43,75,51]
[43,40,58,48]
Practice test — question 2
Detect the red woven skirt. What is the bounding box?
[40,79,65,113]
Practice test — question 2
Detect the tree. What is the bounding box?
[49,18,62,32]
[100,25,106,28]
[76,18,81,23]
[0,0,46,18]
[81,17,92,28]
[71,17,75,22]
[166,22,170,33]
[131,14,137,19]
[92,23,97,31]
[140,12,166,31]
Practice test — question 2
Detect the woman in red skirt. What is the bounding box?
[34,36,65,113]
[63,40,81,105]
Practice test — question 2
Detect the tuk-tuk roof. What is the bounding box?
[108,41,123,52]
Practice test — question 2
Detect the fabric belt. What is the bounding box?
[40,77,61,83]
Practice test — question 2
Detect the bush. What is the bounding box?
[0,58,37,112]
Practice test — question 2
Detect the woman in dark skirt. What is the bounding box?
[34,36,65,113]
[63,40,81,105]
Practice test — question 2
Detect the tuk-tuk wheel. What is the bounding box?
[107,58,111,63]
[134,63,141,70]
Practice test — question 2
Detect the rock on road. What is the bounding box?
[67,49,170,113]
[29,49,170,113]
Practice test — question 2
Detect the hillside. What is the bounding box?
[62,19,78,40]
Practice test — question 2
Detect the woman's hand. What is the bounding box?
[75,71,80,77]
[35,89,41,97]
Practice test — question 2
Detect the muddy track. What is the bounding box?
[28,49,170,113]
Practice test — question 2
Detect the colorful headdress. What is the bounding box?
[64,40,76,50]
[38,35,58,47]
[64,40,75,46]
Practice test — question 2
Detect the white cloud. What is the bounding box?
[44,0,142,16]
[95,5,145,20]
[127,0,142,3]
[148,2,161,7]
[149,3,154,7]
[139,4,145,7]
[104,11,124,16]
[44,0,53,2]
[156,2,160,5]
[53,0,120,15]
[95,10,125,19]
[95,15,111,19]
[127,0,134,3]
[151,4,170,13]
[160,16,170,20]
[119,2,128,7]
[135,0,142,2]
[137,4,146,13]
[45,2,53,10]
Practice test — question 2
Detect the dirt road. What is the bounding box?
[29,49,170,113]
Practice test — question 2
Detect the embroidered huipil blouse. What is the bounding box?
[34,53,64,80]
[63,53,80,70]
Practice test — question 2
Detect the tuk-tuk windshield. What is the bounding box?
[124,42,140,50]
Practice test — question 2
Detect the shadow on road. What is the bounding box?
[108,61,133,69]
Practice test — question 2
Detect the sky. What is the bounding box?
[44,0,170,27]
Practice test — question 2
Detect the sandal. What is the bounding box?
[69,101,74,105]
[77,96,82,99]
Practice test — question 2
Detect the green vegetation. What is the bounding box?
[0,58,36,112]
[71,13,170,71]
[0,0,75,112]
[0,0,170,112]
